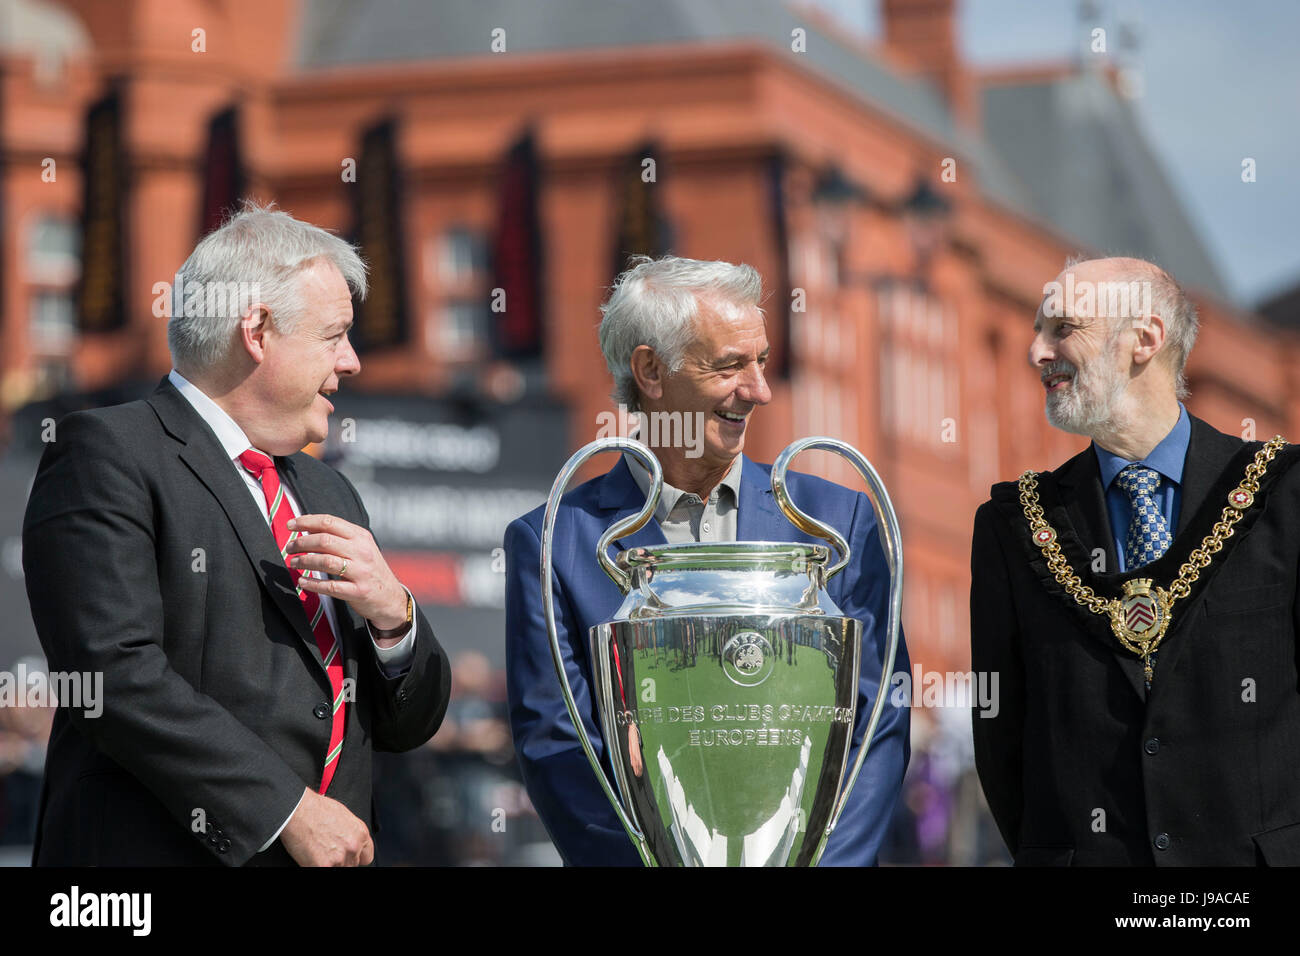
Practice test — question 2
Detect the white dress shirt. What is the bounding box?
[169,369,415,849]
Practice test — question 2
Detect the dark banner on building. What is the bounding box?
[350,118,410,352]
[489,130,545,359]
[610,140,672,282]
[198,106,245,237]
[75,89,128,334]
[766,151,792,380]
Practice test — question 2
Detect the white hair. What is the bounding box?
[168,201,367,372]
[1063,254,1199,400]
[598,255,763,411]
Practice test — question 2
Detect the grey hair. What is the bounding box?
[168,201,367,372]
[598,255,764,411]
[1063,254,1199,400]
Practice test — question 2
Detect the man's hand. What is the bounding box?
[286,514,409,634]
[280,788,374,867]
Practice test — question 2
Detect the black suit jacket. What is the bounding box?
[22,377,451,866]
[971,415,1300,865]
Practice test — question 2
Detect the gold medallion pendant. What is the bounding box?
[1108,579,1171,682]
[1017,436,1288,685]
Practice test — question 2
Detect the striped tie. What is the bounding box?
[238,449,345,794]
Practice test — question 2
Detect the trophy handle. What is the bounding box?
[540,437,662,864]
[770,437,904,852]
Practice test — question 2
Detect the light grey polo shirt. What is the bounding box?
[623,452,744,544]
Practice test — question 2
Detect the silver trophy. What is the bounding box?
[541,437,902,866]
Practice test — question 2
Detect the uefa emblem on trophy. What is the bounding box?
[540,436,903,866]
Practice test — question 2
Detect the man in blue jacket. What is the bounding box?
[505,255,909,865]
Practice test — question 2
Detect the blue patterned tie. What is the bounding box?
[1115,464,1172,689]
[1115,465,1172,570]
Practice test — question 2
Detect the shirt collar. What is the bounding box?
[624,450,744,519]
[168,369,262,462]
[1093,402,1191,491]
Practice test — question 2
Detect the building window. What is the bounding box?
[438,300,490,358]
[878,283,959,455]
[30,291,76,350]
[425,225,491,361]
[26,215,81,367]
[27,216,81,284]
[439,227,487,285]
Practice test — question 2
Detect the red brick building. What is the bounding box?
[4,0,1298,676]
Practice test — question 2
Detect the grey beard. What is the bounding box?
[1045,369,1126,438]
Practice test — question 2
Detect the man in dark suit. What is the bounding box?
[22,204,451,866]
[971,256,1300,865]
[506,256,910,865]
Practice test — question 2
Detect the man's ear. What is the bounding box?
[239,304,273,364]
[1129,311,1167,368]
[630,345,665,403]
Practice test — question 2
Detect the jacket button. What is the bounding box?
[314,703,330,719]
[218,840,231,853]
[208,834,219,846]
[1154,833,1171,851]
[1144,737,1160,755]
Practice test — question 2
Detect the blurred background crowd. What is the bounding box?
[1,0,1296,865]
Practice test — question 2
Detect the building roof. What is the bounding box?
[980,68,1230,300]
[298,0,947,137]
[297,0,1227,300]
[298,2,1034,199]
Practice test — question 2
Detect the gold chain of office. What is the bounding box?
[1017,435,1288,684]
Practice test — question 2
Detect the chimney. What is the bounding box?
[881,0,978,128]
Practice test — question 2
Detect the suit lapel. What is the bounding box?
[1143,417,1248,691]
[599,456,667,556]
[1053,449,1120,578]
[146,379,333,664]
[1046,448,1147,698]
[737,457,785,542]
[1175,416,1244,536]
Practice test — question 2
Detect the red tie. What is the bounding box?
[238,449,345,794]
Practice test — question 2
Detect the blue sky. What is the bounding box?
[811,0,1300,307]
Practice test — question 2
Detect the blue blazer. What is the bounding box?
[504,454,910,866]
